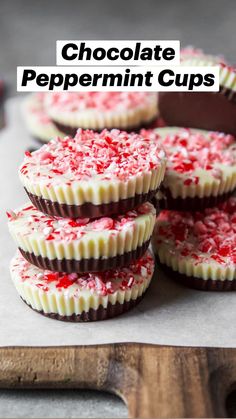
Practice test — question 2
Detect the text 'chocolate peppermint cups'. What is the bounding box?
[10,250,155,322]
[7,201,156,273]
[19,129,166,218]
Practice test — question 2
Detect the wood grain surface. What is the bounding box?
[0,344,236,418]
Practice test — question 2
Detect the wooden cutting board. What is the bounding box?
[0,344,235,418]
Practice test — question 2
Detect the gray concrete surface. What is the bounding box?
[0,389,127,418]
[0,0,236,417]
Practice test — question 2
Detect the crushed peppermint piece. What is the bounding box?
[11,250,154,296]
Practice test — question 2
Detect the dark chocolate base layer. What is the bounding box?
[52,117,158,137]
[25,188,158,219]
[19,240,150,273]
[158,91,236,136]
[21,294,145,322]
[156,257,236,291]
[153,188,235,212]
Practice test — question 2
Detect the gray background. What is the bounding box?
[0,0,235,417]
[1,0,236,96]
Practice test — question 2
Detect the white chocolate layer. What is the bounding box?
[10,251,154,316]
[20,167,165,205]
[8,202,156,260]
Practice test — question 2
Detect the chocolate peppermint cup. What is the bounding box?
[8,201,156,273]
[22,93,64,143]
[141,127,236,212]
[10,250,155,322]
[19,128,166,218]
[44,92,158,133]
[159,48,236,135]
[152,198,236,291]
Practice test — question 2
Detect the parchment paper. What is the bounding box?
[0,97,236,348]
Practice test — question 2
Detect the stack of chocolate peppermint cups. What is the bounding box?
[151,48,236,291]
[8,128,166,321]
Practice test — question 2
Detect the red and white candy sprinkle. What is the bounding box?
[20,128,165,183]
[7,201,154,242]
[46,92,156,112]
[141,128,236,186]
[12,250,154,296]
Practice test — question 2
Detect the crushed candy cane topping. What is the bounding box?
[12,250,154,295]
[19,129,165,183]
[7,202,155,242]
[46,92,156,112]
[141,128,236,186]
[155,197,236,266]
